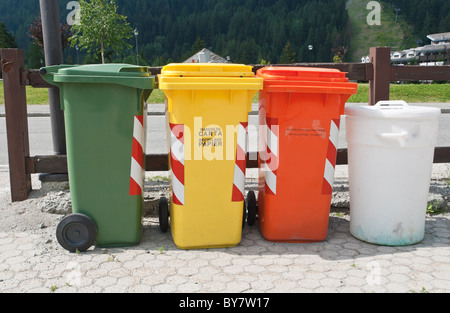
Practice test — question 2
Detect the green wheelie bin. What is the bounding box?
[41,64,156,252]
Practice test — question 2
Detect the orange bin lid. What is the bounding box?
[257,66,358,94]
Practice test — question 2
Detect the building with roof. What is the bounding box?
[183,48,231,64]
[427,32,450,45]
[361,32,450,66]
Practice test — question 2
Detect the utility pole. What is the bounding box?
[39,0,66,156]
[39,0,67,183]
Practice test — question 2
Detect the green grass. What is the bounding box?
[1,81,448,105]
[348,83,450,103]
[25,84,51,104]
[0,81,166,105]
[0,81,50,105]
[148,89,165,103]
[142,85,450,104]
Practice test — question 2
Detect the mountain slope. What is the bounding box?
[346,0,417,62]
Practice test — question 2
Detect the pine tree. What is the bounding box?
[0,22,17,48]
[191,37,206,55]
[26,42,44,69]
[280,42,296,64]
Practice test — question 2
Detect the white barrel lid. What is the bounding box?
[345,101,441,119]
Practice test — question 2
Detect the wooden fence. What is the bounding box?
[1,47,450,202]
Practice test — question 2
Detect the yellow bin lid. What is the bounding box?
[161,63,256,77]
[158,63,263,90]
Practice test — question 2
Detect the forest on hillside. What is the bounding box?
[115,0,350,65]
[0,0,449,68]
[391,0,450,44]
[0,0,350,66]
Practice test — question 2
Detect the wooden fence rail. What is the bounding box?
[2,47,450,202]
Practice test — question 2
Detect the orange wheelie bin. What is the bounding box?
[248,67,357,242]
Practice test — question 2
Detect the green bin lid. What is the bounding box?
[41,64,156,90]
[58,64,151,77]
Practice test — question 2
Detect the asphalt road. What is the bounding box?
[1,103,449,166]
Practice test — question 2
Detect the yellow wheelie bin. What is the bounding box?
[158,63,263,249]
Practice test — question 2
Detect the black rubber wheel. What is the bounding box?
[247,190,257,226]
[159,197,169,233]
[242,200,247,228]
[56,213,97,253]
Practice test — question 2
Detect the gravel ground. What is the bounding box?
[0,171,169,235]
[1,166,448,238]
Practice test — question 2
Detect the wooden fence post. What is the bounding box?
[369,47,391,106]
[1,49,32,202]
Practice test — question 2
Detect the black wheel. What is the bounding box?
[159,197,169,233]
[56,213,97,253]
[242,200,247,228]
[247,190,257,226]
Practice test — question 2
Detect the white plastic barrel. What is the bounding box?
[345,101,441,246]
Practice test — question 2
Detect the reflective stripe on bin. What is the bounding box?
[232,122,248,202]
[170,123,185,206]
[322,119,340,195]
[265,117,279,195]
[129,115,145,196]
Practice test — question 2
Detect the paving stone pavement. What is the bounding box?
[0,166,449,294]
[2,214,450,294]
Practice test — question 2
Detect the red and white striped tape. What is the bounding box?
[232,122,248,202]
[265,117,279,195]
[170,123,185,206]
[322,119,341,195]
[129,115,145,196]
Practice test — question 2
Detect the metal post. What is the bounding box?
[39,0,66,155]
[134,28,139,65]
[308,45,313,63]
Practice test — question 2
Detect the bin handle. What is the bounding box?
[377,131,409,140]
[375,100,409,108]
